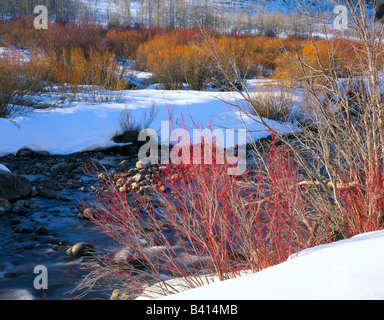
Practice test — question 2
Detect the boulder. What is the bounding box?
[133,173,143,183]
[11,205,29,214]
[136,161,144,169]
[64,179,83,189]
[110,289,132,300]
[35,181,63,199]
[37,151,50,158]
[49,162,75,172]
[16,148,34,158]
[78,208,98,220]
[66,242,94,259]
[37,187,62,199]
[0,198,12,215]
[35,226,50,236]
[116,159,131,172]
[13,225,34,234]
[3,267,27,279]
[0,170,32,201]
[113,247,148,269]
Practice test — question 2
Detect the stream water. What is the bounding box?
[0,154,126,300]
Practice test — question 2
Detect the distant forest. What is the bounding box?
[0,0,379,32]
[0,0,83,22]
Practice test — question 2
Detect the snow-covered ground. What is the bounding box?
[157,230,384,300]
[0,88,301,157]
[0,163,10,172]
[0,45,31,62]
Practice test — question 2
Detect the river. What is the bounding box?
[0,152,129,300]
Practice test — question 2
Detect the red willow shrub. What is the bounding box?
[38,20,104,57]
[105,25,172,59]
[0,15,40,48]
[106,29,151,59]
[331,159,384,239]
[0,17,104,55]
[79,112,330,298]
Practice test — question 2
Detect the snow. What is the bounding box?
[157,230,384,300]
[0,163,10,172]
[0,88,300,157]
[0,45,31,62]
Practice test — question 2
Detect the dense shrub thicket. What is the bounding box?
[0,17,363,82]
[0,17,366,116]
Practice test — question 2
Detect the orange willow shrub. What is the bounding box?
[137,34,210,90]
[106,29,151,59]
[180,46,212,90]
[273,39,361,82]
[135,31,309,90]
[209,35,306,79]
[212,36,255,77]
[47,47,86,94]
[204,35,274,81]
[136,36,169,70]
[148,44,210,90]
[136,29,364,89]
[49,47,125,94]
[137,32,283,90]
[106,27,205,60]
[85,48,126,91]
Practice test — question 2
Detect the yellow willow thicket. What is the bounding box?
[145,43,209,90]
[273,39,362,84]
[106,29,152,59]
[48,47,125,95]
[135,32,330,90]
[137,33,283,90]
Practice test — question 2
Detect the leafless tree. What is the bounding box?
[200,0,384,240]
[1,0,84,22]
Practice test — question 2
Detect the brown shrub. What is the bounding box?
[0,50,49,117]
[0,15,39,48]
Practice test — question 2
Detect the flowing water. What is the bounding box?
[0,155,125,300]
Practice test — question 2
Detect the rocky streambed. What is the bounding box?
[0,147,140,300]
[0,144,257,300]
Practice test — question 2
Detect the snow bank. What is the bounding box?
[159,230,384,300]
[0,163,10,172]
[0,89,300,156]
